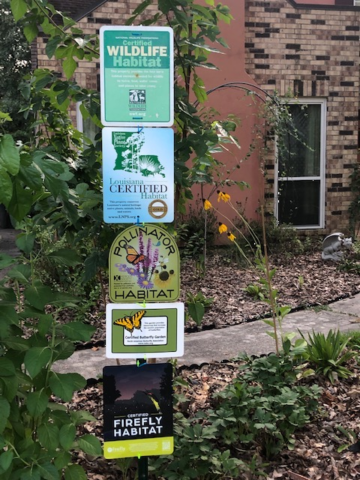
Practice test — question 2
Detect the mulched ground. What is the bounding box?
[70,358,360,480]
[65,249,360,479]
[87,250,360,343]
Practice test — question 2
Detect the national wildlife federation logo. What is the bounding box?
[129,89,146,111]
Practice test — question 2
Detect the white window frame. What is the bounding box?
[274,98,326,229]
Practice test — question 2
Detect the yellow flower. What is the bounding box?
[218,223,228,234]
[217,190,230,202]
[227,232,236,242]
[204,199,212,210]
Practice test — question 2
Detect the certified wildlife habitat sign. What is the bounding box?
[102,127,174,224]
[106,302,184,359]
[100,26,174,126]
[109,224,180,303]
[103,363,173,459]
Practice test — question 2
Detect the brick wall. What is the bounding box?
[36,0,158,124]
[245,0,360,234]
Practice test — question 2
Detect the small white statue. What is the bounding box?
[322,232,352,261]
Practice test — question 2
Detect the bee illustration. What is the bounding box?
[153,256,175,287]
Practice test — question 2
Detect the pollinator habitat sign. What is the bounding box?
[103,363,173,459]
[109,224,180,303]
[102,127,174,224]
[106,302,184,359]
[100,26,174,126]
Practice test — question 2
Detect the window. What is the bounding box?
[76,102,101,144]
[275,99,326,229]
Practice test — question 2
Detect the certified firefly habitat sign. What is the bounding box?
[109,224,180,303]
[103,363,173,459]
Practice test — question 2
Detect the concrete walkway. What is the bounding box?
[1,228,359,380]
[52,295,360,379]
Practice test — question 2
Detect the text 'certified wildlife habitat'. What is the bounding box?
[100,26,174,126]
[103,127,174,224]
[109,224,180,303]
[106,302,184,359]
[103,363,173,459]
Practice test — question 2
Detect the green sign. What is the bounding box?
[109,224,180,303]
[106,302,184,358]
[100,26,174,126]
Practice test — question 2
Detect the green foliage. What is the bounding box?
[0,0,31,140]
[0,251,102,478]
[212,353,321,460]
[339,330,360,352]
[300,329,354,383]
[244,282,266,301]
[151,355,321,478]
[186,291,214,326]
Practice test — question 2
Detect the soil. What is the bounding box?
[66,250,360,479]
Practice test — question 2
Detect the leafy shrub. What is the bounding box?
[0,248,102,479]
[210,353,321,460]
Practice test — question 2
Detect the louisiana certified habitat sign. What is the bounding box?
[109,224,180,303]
[102,127,174,224]
[103,363,173,459]
[106,302,184,359]
[100,26,174,126]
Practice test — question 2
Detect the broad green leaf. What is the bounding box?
[23,24,39,43]
[54,451,71,470]
[0,358,16,377]
[16,233,35,255]
[70,410,96,426]
[7,264,31,284]
[0,398,10,433]
[64,464,87,480]
[24,285,56,310]
[18,164,43,190]
[3,336,29,352]
[0,135,20,175]
[37,462,60,480]
[0,254,17,269]
[0,168,12,207]
[7,183,33,221]
[20,469,41,480]
[49,372,86,402]
[61,322,95,342]
[47,249,82,267]
[38,423,60,450]
[63,55,77,80]
[44,175,69,199]
[187,302,205,325]
[27,390,49,417]
[0,450,13,472]
[24,347,52,378]
[10,0,28,21]
[46,36,62,59]
[77,434,102,456]
[59,424,76,450]
[53,341,75,362]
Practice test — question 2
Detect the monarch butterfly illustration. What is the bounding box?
[113,310,146,334]
[124,244,146,265]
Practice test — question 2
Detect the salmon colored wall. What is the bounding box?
[188,0,264,239]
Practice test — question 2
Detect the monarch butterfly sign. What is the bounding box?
[109,224,180,303]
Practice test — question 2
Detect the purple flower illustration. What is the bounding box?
[138,278,154,289]
[126,267,138,276]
